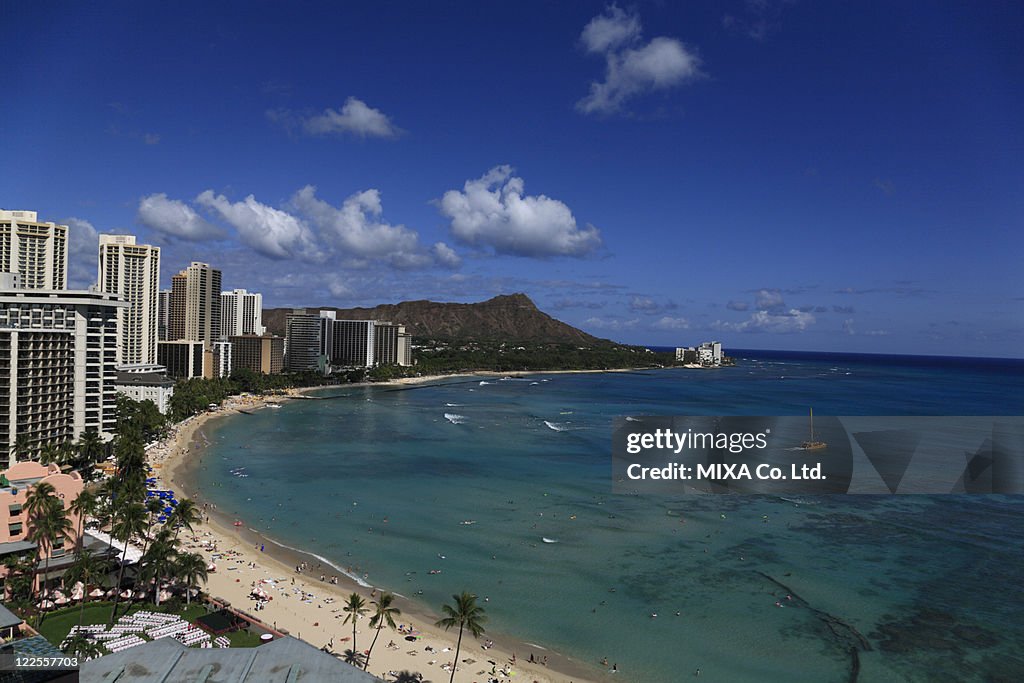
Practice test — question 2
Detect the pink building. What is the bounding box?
[0,462,84,592]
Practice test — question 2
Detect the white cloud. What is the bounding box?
[755,288,785,310]
[726,300,750,311]
[290,185,458,269]
[137,193,225,241]
[712,309,816,333]
[653,316,690,330]
[581,4,641,53]
[585,316,639,331]
[326,275,352,299]
[431,242,462,268]
[843,318,855,335]
[577,7,703,114]
[439,165,601,257]
[64,217,100,289]
[282,97,401,138]
[629,296,659,312]
[196,191,323,262]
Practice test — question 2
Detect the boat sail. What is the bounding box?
[801,408,827,450]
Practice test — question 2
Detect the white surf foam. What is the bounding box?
[445,413,467,424]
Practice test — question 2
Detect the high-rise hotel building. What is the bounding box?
[220,288,264,338]
[0,274,125,466]
[161,262,221,378]
[97,234,160,366]
[167,262,221,345]
[0,210,68,290]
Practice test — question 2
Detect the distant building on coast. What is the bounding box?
[231,334,284,375]
[0,210,68,290]
[97,234,161,366]
[212,340,232,378]
[374,322,412,366]
[157,340,206,380]
[0,276,125,465]
[676,341,723,367]
[157,289,170,341]
[165,262,222,378]
[284,309,413,372]
[114,368,175,414]
[284,309,323,372]
[221,288,264,338]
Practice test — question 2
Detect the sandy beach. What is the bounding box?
[149,384,606,683]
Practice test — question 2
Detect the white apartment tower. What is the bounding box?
[0,277,126,466]
[97,234,161,366]
[0,210,69,289]
[220,288,264,339]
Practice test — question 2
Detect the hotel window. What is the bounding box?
[8,522,22,536]
[52,537,65,558]
[8,504,21,516]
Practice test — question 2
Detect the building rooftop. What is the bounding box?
[114,371,175,388]
[80,635,379,682]
[0,540,37,556]
[0,602,23,629]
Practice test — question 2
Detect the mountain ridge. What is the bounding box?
[262,293,611,345]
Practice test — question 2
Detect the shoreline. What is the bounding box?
[152,382,607,683]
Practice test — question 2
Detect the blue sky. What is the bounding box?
[3,1,1022,356]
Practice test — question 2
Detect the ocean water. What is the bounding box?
[192,351,1024,682]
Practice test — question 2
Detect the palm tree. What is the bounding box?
[76,431,103,476]
[167,498,202,542]
[341,649,367,667]
[64,549,109,629]
[62,632,103,661]
[364,592,401,671]
[134,496,165,575]
[108,501,146,624]
[26,484,73,625]
[435,592,487,683]
[68,489,98,556]
[12,433,33,462]
[39,443,61,466]
[342,592,369,656]
[174,551,208,605]
[140,528,179,605]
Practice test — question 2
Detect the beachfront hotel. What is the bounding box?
[230,334,284,374]
[168,262,222,346]
[164,262,223,379]
[0,210,68,290]
[0,275,126,465]
[157,340,206,380]
[284,309,322,372]
[374,322,413,367]
[98,234,161,366]
[0,461,84,592]
[286,311,412,372]
[220,288,265,339]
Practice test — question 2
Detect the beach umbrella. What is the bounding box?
[120,589,133,599]
[71,585,85,601]
[38,600,55,609]
[54,595,69,605]
[90,588,105,598]
[158,589,172,602]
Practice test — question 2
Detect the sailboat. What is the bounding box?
[801,408,827,450]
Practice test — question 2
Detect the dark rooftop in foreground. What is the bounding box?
[80,635,379,683]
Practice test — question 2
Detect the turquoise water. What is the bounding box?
[193,352,1024,682]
